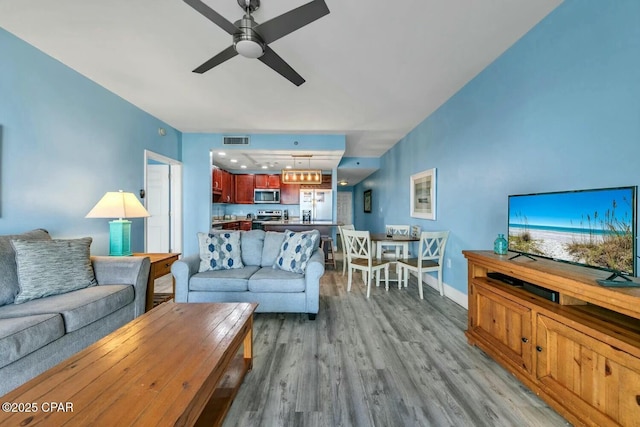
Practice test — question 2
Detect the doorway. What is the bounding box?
[143,150,183,254]
[337,190,353,226]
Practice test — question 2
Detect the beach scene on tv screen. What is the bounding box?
[508,188,635,274]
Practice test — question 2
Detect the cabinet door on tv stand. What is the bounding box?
[471,283,533,374]
[536,314,640,426]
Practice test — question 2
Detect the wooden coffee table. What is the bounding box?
[0,302,257,426]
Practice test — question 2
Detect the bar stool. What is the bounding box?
[320,236,337,269]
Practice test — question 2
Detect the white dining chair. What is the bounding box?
[338,224,355,276]
[397,231,449,299]
[342,229,391,298]
[380,225,411,280]
[408,225,421,257]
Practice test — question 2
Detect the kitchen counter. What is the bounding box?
[259,220,339,226]
[261,221,341,235]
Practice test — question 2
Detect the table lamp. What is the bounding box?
[85,190,150,256]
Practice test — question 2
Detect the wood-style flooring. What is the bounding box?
[221,263,570,427]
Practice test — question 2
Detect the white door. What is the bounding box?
[146,164,170,252]
[144,150,183,254]
[337,191,353,225]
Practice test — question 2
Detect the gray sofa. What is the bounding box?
[0,229,150,396]
[172,229,324,319]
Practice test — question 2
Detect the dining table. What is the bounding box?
[370,233,420,261]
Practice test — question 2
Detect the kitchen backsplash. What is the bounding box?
[212,203,301,219]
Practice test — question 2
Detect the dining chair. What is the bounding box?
[380,225,411,280]
[381,225,410,259]
[342,229,391,298]
[397,231,449,299]
[408,225,421,257]
[338,224,355,276]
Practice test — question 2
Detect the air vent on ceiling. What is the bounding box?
[223,136,250,145]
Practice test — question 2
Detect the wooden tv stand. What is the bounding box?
[464,250,640,427]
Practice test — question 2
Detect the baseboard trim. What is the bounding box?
[422,274,468,310]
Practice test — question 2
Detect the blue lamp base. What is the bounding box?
[109,219,132,256]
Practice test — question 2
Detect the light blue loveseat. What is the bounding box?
[0,229,150,396]
[172,229,324,320]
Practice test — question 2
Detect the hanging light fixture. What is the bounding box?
[281,155,322,185]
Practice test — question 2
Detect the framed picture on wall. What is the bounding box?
[364,189,372,213]
[410,168,436,220]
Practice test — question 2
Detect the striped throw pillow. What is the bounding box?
[11,237,97,304]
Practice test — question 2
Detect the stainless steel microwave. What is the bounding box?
[254,189,280,204]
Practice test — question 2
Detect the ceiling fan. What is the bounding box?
[184,0,330,86]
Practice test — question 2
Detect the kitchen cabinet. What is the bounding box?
[212,167,223,194]
[255,174,280,189]
[280,183,300,205]
[234,174,255,204]
[222,221,239,230]
[219,170,234,203]
[220,220,252,231]
[464,250,640,427]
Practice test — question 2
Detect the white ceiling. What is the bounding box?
[0,0,562,184]
[211,149,344,172]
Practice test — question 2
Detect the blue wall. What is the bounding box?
[0,28,181,255]
[181,133,345,255]
[355,0,640,295]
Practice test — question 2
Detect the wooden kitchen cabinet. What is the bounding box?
[220,170,234,203]
[221,220,251,231]
[255,174,280,189]
[212,167,223,194]
[464,250,640,427]
[234,174,255,204]
[280,183,300,205]
[222,221,239,230]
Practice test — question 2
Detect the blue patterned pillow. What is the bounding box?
[197,231,244,272]
[274,230,319,274]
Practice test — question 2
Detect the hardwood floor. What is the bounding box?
[222,263,570,427]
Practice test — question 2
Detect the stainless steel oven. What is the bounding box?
[253,209,283,230]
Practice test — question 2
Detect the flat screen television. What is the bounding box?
[508,186,637,279]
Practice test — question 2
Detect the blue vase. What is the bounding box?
[494,234,508,255]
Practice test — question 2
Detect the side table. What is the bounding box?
[133,252,181,312]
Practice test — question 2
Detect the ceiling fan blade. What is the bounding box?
[193,46,238,74]
[255,0,330,44]
[183,0,238,35]
[258,46,305,86]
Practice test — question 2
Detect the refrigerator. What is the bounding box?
[300,189,333,221]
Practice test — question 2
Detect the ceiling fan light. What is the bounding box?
[235,39,264,58]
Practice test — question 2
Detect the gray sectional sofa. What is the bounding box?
[0,229,150,396]
[172,229,324,319]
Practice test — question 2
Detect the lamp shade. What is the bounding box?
[85,190,150,219]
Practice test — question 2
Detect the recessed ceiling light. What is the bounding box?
[285,165,292,169]
[218,152,226,156]
[240,165,247,169]
[261,165,268,169]
[339,180,349,186]
[230,159,238,163]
